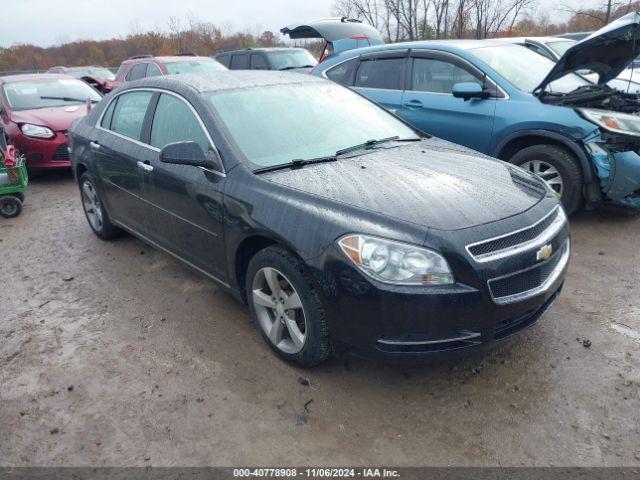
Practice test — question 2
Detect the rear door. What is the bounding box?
[94,90,156,235]
[400,50,497,153]
[145,92,228,281]
[352,50,408,115]
[230,53,250,70]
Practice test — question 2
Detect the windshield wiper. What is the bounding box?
[334,136,420,156]
[253,155,337,174]
[278,66,309,71]
[40,96,99,103]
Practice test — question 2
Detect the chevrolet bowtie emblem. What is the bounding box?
[536,244,553,262]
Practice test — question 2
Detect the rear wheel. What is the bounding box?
[510,144,583,214]
[246,246,331,367]
[0,195,22,218]
[79,172,121,240]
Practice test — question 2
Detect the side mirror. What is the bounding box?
[452,82,485,100]
[159,141,224,173]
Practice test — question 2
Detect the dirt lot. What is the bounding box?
[1,172,639,467]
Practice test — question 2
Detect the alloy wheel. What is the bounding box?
[81,180,104,232]
[252,267,307,354]
[521,160,564,196]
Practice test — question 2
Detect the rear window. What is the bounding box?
[355,58,404,90]
[109,91,153,141]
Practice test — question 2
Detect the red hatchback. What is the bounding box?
[0,74,101,170]
[101,54,227,93]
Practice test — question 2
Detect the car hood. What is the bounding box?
[537,12,640,91]
[262,140,547,231]
[281,18,384,54]
[9,105,91,131]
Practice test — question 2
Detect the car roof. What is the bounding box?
[0,73,72,84]
[123,55,214,64]
[217,47,308,55]
[122,70,325,94]
[491,36,575,44]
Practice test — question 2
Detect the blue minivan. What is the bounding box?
[293,14,640,213]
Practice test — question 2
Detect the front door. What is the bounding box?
[400,51,497,153]
[144,92,228,282]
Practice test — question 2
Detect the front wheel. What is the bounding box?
[510,144,583,214]
[246,246,331,367]
[79,172,121,240]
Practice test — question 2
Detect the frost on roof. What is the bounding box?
[130,71,325,94]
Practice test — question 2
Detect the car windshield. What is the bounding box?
[68,69,115,81]
[208,82,418,169]
[3,78,102,111]
[165,59,226,74]
[472,44,589,93]
[546,40,576,57]
[266,50,318,70]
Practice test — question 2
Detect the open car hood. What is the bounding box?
[537,12,640,92]
[281,17,383,54]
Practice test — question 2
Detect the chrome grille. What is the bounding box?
[466,207,566,263]
[488,240,570,305]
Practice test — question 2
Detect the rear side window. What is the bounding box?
[100,99,117,129]
[109,91,153,140]
[146,63,162,77]
[326,58,358,86]
[230,54,249,69]
[355,58,404,90]
[216,55,230,67]
[126,63,147,81]
[250,54,268,70]
[150,93,210,152]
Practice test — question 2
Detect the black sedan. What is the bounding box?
[69,72,570,366]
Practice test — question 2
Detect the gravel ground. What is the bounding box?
[1,172,639,467]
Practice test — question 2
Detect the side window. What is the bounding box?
[354,57,404,90]
[100,98,117,129]
[146,63,163,77]
[110,91,153,140]
[126,63,147,81]
[230,54,249,70]
[326,58,358,86]
[250,54,268,70]
[150,93,210,152]
[410,57,482,94]
[216,55,230,67]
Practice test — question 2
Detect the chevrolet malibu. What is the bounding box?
[69,72,570,366]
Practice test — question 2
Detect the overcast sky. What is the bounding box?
[0,0,336,48]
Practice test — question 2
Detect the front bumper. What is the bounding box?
[9,131,71,169]
[312,203,570,362]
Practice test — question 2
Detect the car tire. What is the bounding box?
[246,246,331,367]
[510,144,583,214]
[79,172,121,240]
[0,195,22,218]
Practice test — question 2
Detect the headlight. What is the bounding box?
[338,234,454,285]
[21,123,55,139]
[577,108,640,137]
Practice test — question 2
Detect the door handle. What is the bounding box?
[403,99,423,108]
[137,161,154,173]
[90,141,101,149]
